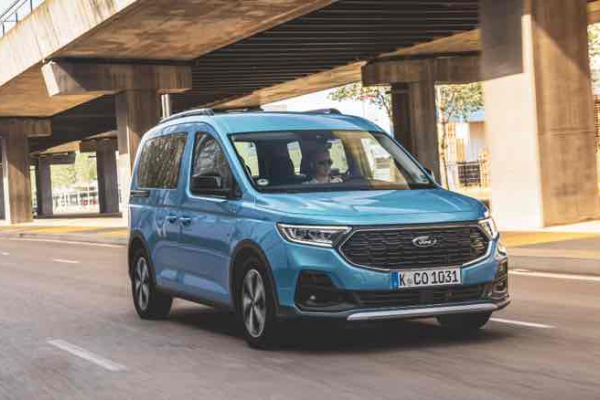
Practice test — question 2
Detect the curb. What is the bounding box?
[0,232,127,246]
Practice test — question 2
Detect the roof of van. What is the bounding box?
[161,111,386,135]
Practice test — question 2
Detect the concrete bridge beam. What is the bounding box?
[362,56,480,87]
[481,0,600,229]
[42,62,192,98]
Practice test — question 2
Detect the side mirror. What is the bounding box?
[190,174,235,197]
[423,167,438,184]
[191,174,223,191]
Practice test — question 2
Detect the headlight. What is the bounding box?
[277,224,351,248]
[479,217,499,239]
[497,239,508,255]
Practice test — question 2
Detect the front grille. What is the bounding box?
[340,225,490,270]
[353,285,486,308]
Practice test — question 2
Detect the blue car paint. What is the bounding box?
[129,112,507,317]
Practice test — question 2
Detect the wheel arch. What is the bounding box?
[128,231,156,284]
[229,240,280,314]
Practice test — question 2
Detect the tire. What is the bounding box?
[436,312,492,331]
[237,257,280,349]
[131,248,172,320]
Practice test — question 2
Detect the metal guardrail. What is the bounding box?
[0,0,43,38]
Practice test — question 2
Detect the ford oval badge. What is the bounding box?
[412,235,438,248]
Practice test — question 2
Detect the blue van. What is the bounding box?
[128,109,509,348]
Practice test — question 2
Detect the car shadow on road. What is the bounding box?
[167,304,515,353]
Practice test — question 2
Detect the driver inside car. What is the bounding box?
[304,147,343,184]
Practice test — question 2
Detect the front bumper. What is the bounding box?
[272,233,509,320]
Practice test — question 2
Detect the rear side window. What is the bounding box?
[138,134,187,189]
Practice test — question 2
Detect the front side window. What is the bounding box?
[192,132,233,192]
[138,134,187,189]
[230,130,433,193]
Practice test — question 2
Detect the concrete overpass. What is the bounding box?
[1,0,599,230]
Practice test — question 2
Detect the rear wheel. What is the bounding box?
[237,257,279,349]
[436,312,491,331]
[131,249,172,320]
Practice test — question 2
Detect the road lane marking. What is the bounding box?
[490,318,555,329]
[53,259,81,264]
[1,252,9,256]
[510,270,600,283]
[8,238,123,248]
[510,247,600,260]
[47,340,127,372]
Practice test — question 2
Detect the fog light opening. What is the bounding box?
[492,261,509,297]
[295,271,355,311]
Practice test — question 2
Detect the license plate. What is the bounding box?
[393,268,461,289]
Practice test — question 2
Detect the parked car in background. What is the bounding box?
[128,109,510,348]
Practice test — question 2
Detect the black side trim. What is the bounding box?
[158,287,234,312]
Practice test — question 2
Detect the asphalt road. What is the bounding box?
[0,238,599,400]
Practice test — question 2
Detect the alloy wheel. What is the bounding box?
[242,269,267,338]
[134,257,151,311]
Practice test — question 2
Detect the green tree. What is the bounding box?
[51,152,98,189]
[75,153,98,185]
[328,83,392,118]
[52,164,77,188]
[436,83,484,187]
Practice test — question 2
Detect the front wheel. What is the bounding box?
[237,258,279,349]
[436,312,492,331]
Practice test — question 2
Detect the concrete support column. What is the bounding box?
[391,84,412,152]
[0,143,4,221]
[1,132,32,224]
[390,81,441,181]
[35,157,53,217]
[481,0,600,229]
[96,139,120,214]
[116,90,161,209]
[0,163,4,220]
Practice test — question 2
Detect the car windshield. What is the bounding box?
[230,130,435,193]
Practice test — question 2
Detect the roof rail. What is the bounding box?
[161,108,214,124]
[214,106,264,113]
[303,108,343,115]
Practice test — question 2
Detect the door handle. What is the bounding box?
[180,216,192,226]
[166,215,178,224]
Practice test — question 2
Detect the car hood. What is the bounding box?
[255,189,486,223]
